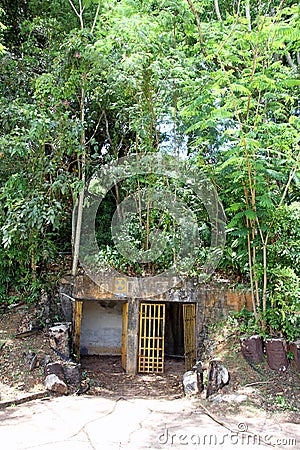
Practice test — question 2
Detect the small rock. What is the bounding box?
[44,374,68,395]
[40,355,51,366]
[75,381,90,395]
[183,361,204,396]
[210,394,223,404]
[49,323,71,359]
[30,354,38,371]
[211,394,248,404]
[44,362,66,381]
[63,362,81,387]
[206,360,229,398]
[183,371,199,396]
[224,394,248,403]
[23,351,38,370]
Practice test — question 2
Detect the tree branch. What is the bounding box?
[86,110,104,145]
[91,2,101,34]
[68,0,80,18]
[102,108,115,153]
[278,152,300,208]
[68,0,84,29]
[285,51,297,70]
[185,0,207,56]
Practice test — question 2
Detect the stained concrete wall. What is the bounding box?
[70,275,252,313]
[80,301,123,355]
[60,275,253,361]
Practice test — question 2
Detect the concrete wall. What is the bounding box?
[70,275,252,312]
[80,301,123,355]
[60,275,253,360]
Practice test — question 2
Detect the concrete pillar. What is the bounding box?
[126,298,139,375]
[196,300,205,360]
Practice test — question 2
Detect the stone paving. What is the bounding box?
[0,396,299,450]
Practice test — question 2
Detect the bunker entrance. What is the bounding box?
[137,302,196,374]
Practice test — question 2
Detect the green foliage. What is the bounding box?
[226,269,300,341]
[269,203,300,273]
[227,308,262,337]
[264,265,300,341]
[0,0,299,313]
[93,173,211,276]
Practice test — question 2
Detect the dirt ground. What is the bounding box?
[0,303,300,425]
[81,355,186,399]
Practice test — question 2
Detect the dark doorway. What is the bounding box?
[164,303,184,357]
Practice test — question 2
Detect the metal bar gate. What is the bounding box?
[183,303,196,371]
[138,303,165,373]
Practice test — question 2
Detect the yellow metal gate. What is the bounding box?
[138,303,165,373]
[121,302,128,371]
[183,303,196,371]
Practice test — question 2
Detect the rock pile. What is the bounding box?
[183,359,229,398]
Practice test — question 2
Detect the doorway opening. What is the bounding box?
[165,303,184,358]
[137,302,196,374]
[79,300,124,372]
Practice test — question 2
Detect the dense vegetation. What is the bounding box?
[0,0,299,337]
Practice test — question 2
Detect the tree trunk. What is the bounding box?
[214,0,222,21]
[245,0,251,31]
[72,86,86,277]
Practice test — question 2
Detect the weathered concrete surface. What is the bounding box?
[80,301,123,355]
[61,275,253,363]
[0,396,299,450]
[126,298,139,375]
[66,275,253,313]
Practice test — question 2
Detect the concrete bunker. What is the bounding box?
[60,275,252,375]
[76,299,196,375]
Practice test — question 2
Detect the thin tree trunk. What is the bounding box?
[262,243,267,315]
[247,226,258,319]
[68,0,84,30]
[251,232,260,311]
[31,250,36,279]
[285,52,297,70]
[146,200,150,251]
[185,0,207,56]
[70,1,103,276]
[72,86,86,277]
[72,191,85,277]
[214,0,222,21]
[91,2,101,34]
[245,0,252,31]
